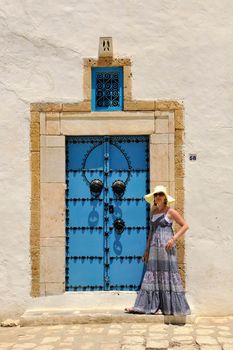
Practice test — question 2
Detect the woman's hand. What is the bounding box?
[142,249,149,263]
[165,238,175,250]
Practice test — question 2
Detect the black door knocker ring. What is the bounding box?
[114,218,125,234]
[90,179,103,198]
[112,180,126,198]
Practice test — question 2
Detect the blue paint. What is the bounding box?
[66,136,149,291]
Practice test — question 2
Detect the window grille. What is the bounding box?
[92,67,123,111]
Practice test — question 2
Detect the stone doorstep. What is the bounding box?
[20,309,194,327]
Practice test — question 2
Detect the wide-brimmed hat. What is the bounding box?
[144,185,175,204]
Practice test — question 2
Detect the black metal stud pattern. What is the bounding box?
[109,169,147,173]
[67,226,103,231]
[66,198,104,202]
[109,226,149,230]
[109,198,143,202]
[110,256,142,261]
[67,285,104,291]
[109,285,140,291]
[66,169,104,173]
[66,256,103,262]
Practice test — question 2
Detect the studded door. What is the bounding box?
[66,135,149,291]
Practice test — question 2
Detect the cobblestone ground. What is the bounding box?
[0,317,233,350]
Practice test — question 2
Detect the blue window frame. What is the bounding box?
[92,67,123,111]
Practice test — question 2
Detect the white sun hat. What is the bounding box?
[144,185,175,204]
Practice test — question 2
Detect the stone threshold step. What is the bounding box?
[20,309,194,326]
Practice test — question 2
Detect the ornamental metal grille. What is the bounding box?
[92,67,123,111]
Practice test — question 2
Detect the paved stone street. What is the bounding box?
[0,317,233,350]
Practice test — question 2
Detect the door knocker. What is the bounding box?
[114,218,125,234]
[90,179,103,198]
[112,180,126,198]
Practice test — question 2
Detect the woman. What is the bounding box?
[125,185,191,315]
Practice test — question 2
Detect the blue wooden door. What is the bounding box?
[66,135,149,291]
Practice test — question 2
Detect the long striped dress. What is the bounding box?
[133,213,191,315]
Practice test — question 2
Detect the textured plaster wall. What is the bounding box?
[0,0,232,317]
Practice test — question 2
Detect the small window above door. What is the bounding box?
[91,67,123,111]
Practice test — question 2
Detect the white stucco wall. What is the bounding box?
[0,0,232,318]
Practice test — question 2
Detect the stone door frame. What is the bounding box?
[30,58,185,296]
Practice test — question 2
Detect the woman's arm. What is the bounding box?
[165,208,189,250]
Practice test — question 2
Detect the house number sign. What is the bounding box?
[189,153,197,161]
